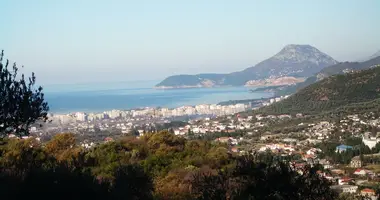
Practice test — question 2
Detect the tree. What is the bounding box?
[87,142,126,180]
[0,164,110,200]
[44,133,84,165]
[146,131,186,155]
[0,138,55,171]
[190,155,336,200]
[154,169,194,200]
[0,50,49,137]
[337,193,370,200]
[109,165,154,200]
[129,129,140,136]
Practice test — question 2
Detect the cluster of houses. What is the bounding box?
[173,116,254,136]
[259,143,296,153]
[172,114,299,137]
[322,167,379,200]
[204,113,380,198]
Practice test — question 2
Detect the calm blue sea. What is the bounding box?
[44,81,273,114]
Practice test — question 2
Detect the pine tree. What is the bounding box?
[0,50,49,137]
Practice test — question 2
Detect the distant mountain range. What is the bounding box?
[260,65,380,114]
[155,44,338,89]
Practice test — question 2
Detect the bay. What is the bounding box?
[44,81,273,113]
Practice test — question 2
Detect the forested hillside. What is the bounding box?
[0,132,335,200]
[260,66,380,114]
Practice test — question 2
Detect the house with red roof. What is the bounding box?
[354,169,367,176]
[338,177,353,185]
[104,137,114,142]
[231,147,239,153]
[361,188,376,198]
[353,169,374,176]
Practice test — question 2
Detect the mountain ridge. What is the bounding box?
[155,44,337,88]
[259,65,380,114]
[275,55,380,96]
[357,50,380,62]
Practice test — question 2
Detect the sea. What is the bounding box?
[44,80,273,114]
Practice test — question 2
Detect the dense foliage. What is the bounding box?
[0,132,336,200]
[275,76,318,96]
[0,51,49,137]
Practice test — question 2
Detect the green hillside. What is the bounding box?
[260,66,380,114]
[275,76,318,96]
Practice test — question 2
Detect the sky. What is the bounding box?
[1,0,380,85]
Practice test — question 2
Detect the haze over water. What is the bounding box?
[44,81,272,114]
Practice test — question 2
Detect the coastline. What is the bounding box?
[46,86,274,115]
[153,85,228,89]
[154,76,306,90]
[49,96,276,115]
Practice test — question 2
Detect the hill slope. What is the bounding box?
[260,66,380,114]
[156,44,337,88]
[358,50,380,62]
[275,56,380,96]
[319,56,380,77]
[368,50,380,61]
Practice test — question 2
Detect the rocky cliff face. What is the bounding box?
[245,76,305,87]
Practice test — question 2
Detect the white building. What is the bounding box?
[52,114,75,124]
[362,135,380,149]
[330,185,358,194]
[75,112,87,121]
[106,110,121,119]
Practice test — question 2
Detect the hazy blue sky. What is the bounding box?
[1,0,379,85]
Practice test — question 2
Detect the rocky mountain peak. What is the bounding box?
[282,44,313,51]
[273,44,337,65]
[156,44,338,88]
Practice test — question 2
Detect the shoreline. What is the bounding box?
[49,96,276,115]
[47,86,277,115]
[153,85,236,90]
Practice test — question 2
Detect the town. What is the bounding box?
[11,95,380,199]
[22,95,289,141]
